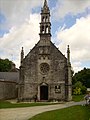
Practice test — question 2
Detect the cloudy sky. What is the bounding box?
[0,0,90,73]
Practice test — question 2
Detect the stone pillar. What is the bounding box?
[18,47,24,102]
[38,85,40,101]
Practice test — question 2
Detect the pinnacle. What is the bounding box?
[67,45,70,53]
[44,0,48,7]
[44,0,47,6]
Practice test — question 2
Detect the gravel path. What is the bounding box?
[0,101,85,120]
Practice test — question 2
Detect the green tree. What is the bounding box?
[73,81,87,95]
[0,58,13,72]
[72,68,90,88]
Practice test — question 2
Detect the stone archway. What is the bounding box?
[40,85,48,100]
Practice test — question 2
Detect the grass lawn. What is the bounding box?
[0,101,60,109]
[29,105,90,120]
[0,94,85,109]
[72,95,85,102]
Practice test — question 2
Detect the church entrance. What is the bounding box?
[40,85,48,100]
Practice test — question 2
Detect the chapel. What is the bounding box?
[18,0,72,102]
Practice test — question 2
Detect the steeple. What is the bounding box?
[43,0,48,10]
[44,0,48,7]
[39,0,51,41]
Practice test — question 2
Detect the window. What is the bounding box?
[42,26,44,33]
[42,17,45,22]
[46,26,48,33]
[55,85,61,93]
[40,63,50,74]
[46,16,48,22]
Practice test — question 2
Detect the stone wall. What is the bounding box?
[0,80,17,100]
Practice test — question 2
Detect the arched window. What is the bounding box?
[42,17,45,22]
[47,25,50,33]
[46,16,48,22]
[42,26,44,33]
[46,26,48,33]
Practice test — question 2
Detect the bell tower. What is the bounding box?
[39,0,51,41]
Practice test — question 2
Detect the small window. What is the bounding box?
[46,16,48,22]
[55,85,61,93]
[42,26,44,33]
[46,26,48,33]
[46,27,48,33]
[42,17,45,22]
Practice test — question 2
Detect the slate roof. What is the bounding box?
[0,72,19,83]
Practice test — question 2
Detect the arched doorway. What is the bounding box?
[40,85,48,100]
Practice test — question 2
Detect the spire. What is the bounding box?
[39,0,51,40]
[41,0,50,13]
[44,0,48,7]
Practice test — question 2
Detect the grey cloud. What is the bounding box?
[0,0,43,30]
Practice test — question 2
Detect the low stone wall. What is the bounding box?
[0,80,17,100]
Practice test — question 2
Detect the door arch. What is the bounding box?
[40,85,48,100]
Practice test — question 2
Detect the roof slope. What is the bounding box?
[0,72,19,82]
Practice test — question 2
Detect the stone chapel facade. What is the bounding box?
[18,0,72,102]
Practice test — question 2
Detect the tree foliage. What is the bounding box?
[0,58,13,72]
[72,68,90,88]
[73,81,87,95]
[72,68,90,95]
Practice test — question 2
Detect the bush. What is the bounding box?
[73,81,87,95]
[73,87,82,95]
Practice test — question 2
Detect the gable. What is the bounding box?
[22,40,67,66]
